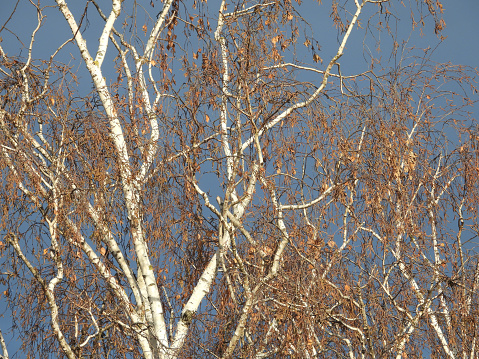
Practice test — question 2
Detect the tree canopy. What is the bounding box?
[0,0,478,358]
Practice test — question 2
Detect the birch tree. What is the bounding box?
[0,0,478,358]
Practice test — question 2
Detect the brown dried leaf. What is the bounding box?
[313,54,322,63]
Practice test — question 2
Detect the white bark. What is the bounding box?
[54,1,172,354]
[0,330,9,359]
[241,0,366,152]
[7,235,76,359]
